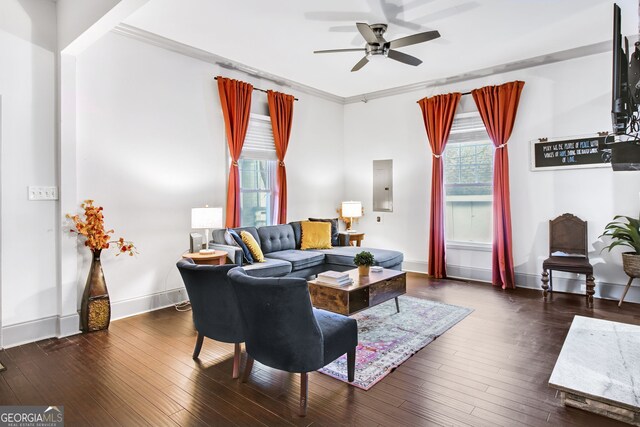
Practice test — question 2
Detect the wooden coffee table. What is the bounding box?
[308,268,406,316]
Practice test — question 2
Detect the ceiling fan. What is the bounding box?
[314,23,440,72]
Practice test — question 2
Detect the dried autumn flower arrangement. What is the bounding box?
[67,200,137,256]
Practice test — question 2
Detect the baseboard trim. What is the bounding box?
[513,270,638,304]
[402,260,639,305]
[57,313,80,338]
[402,260,429,274]
[1,289,186,348]
[110,288,186,321]
[2,315,58,349]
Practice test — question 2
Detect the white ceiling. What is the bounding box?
[124,0,638,98]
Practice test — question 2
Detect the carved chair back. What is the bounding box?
[549,213,588,258]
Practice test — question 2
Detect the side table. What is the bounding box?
[339,232,365,247]
[182,250,227,265]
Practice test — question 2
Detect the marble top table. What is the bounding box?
[549,315,640,425]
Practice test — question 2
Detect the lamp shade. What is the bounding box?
[191,207,223,229]
[342,201,362,218]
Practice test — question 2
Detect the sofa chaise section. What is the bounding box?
[308,246,403,271]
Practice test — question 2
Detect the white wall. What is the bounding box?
[344,52,640,302]
[56,0,120,51]
[2,1,638,348]
[0,0,58,342]
[75,32,345,312]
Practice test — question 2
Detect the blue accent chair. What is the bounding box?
[227,267,357,416]
[176,259,245,378]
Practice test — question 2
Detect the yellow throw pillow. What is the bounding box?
[301,221,332,250]
[240,231,265,262]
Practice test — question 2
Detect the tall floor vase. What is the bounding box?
[81,249,111,332]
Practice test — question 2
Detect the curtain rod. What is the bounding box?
[214,76,299,101]
[416,90,472,103]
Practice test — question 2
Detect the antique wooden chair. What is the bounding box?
[541,213,596,307]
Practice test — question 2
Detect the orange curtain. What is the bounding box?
[471,81,525,289]
[267,90,295,224]
[217,76,253,228]
[418,93,461,279]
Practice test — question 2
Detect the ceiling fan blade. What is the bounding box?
[387,49,422,66]
[356,22,380,45]
[351,56,370,72]
[388,30,440,49]
[314,48,366,54]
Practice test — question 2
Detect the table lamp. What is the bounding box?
[191,206,223,253]
[342,201,362,233]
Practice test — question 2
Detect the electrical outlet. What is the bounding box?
[377,216,382,223]
[28,186,58,201]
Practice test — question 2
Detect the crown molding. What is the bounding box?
[342,40,610,104]
[112,23,610,106]
[111,24,345,104]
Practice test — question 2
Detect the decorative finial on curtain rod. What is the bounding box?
[213,76,299,101]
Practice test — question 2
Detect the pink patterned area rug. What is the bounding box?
[318,295,473,390]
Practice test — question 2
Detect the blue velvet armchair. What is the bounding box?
[227,267,357,416]
[176,259,245,378]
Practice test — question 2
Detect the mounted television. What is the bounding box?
[611,3,632,134]
[609,3,640,171]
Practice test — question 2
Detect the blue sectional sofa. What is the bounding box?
[210,223,403,278]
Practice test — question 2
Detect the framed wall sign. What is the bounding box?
[530,135,610,171]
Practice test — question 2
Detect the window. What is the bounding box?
[237,114,277,228]
[443,112,493,244]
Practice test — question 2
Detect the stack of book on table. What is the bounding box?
[316,270,353,287]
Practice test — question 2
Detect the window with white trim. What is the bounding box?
[443,112,494,244]
[238,114,277,228]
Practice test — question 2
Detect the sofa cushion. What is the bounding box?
[265,250,325,271]
[309,218,340,246]
[242,258,292,278]
[211,228,228,245]
[289,221,302,249]
[258,224,296,254]
[309,246,403,269]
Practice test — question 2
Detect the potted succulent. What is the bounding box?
[354,251,375,276]
[600,214,640,278]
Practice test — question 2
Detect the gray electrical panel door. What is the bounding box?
[373,159,393,212]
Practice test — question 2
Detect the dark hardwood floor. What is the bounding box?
[1,273,639,426]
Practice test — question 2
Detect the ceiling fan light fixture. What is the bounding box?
[315,22,440,71]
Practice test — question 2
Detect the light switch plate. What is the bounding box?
[28,186,58,201]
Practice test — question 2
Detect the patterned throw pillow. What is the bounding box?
[228,229,253,264]
[240,231,265,262]
[300,221,333,250]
